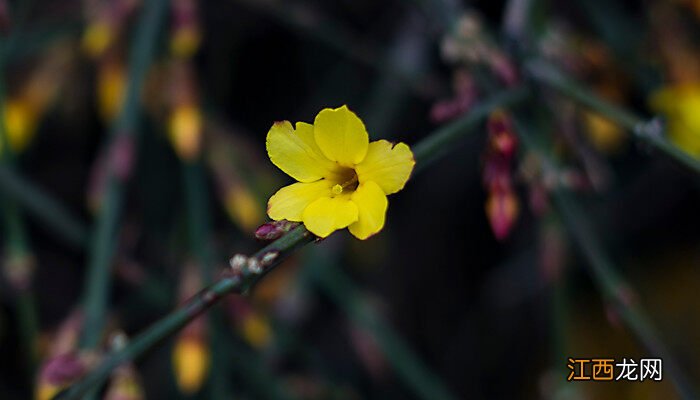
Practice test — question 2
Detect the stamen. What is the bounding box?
[340,174,358,190]
[330,168,359,196]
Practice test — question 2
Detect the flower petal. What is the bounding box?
[356,140,415,194]
[302,196,358,238]
[348,181,388,240]
[266,120,337,182]
[268,180,333,222]
[313,105,369,166]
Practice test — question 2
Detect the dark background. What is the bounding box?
[0,0,699,399]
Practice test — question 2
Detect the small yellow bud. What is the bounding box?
[104,364,144,400]
[168,105,203,161]
[172,335,210,394]
[224,187,264,232]
[82,22,113,58]
[97,60,126,122]
[2,99,38,153]
[582,111,625,154]
[35,383,61,400]
[171,27,202,59]
[242,311,272,349]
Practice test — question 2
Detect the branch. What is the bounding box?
[56,86,527,399]
[525,58,700,176]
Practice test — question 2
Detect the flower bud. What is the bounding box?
[97,57,126,122]
[224,187,265,232]
[168,104,203,161]
[104,363,144,400]
[241,311,272,349]
[104,333,143,400]
[171,27,201,59]
[172,334,210,394]
[172,263,209,394]
[2,99,38,154]
[255,220,300,241]
[487,109,518,158]
[82,21,114,58]
[485,188,519,241]
[35,352,91,400]
[170,0,201,58]
[3,251,36,292]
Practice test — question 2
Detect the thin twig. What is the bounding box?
[80,0,169,349]
[58,225,314,400]
[525,58,700,176]
[0,166,87,247]
[56,87,526,399]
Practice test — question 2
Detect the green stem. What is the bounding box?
[182,162,228,399]
[0,198,39,378]
[525,58,700,176]
[308,247,458,400]
[80,0,169,349]
[0,6,40,380]
[0,166,87,247]
[57,87,524,399]
[58,225,314,400]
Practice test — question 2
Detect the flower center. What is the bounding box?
[330,167,359,195]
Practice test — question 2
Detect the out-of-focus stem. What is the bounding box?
[80,0,168,349]
[57,87,525,399]
[0,166,87,247]
[516,121,698,400]
[0,6,40,378]
[0,192,39,376]
[525,58,700,176]
[308,247,458,400]
[182,162,228,399]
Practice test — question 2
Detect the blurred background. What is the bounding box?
[0,0,699,399]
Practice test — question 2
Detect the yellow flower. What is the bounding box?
[266,105,415,239]
[649,83,700,155]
